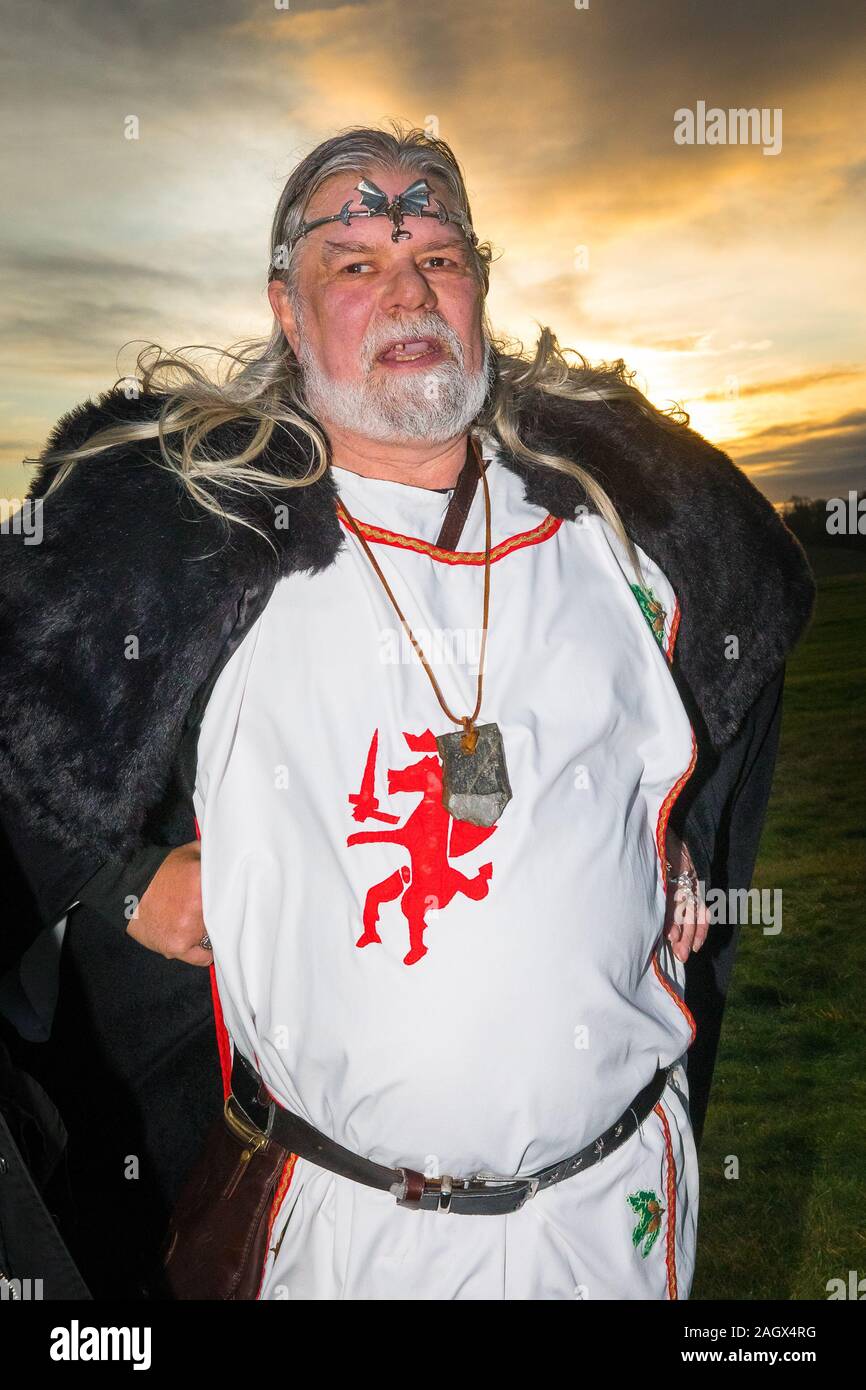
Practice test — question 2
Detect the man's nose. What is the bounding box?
[379,258,437,314]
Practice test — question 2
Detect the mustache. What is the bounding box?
[360,317,465,372]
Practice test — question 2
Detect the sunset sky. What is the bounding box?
[2,0,863,507]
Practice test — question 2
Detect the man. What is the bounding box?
[0,124,815,1299]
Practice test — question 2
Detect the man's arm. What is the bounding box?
[0,812,106,951]
[1,630,214,967]
[1,804,171,933]
[2,804,210,975]
[73,844,176,929]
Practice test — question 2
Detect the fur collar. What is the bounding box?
[0,383,816,859]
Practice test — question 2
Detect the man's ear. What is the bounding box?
[267,279,300,356]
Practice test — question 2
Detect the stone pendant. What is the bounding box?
[435,721,513,827]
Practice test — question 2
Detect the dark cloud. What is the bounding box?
[380,0,866,201]
[4,247,194,286]
[839,158,866,194]
[742,409,866,441]
[12,0,865,104]
[17,0,369,54]
[731,411,866,501]
[701,368,865,402]
[0,241,261,378]
[2,0,863,505]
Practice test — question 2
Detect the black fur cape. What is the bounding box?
[0,380,815,868]
[0,380,817,1296]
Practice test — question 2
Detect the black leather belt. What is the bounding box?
[227,1054,673,1216]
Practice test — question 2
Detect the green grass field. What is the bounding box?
[692,547,866,1300]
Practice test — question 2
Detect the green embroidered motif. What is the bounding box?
[630,583,666,647]
[627,1189,665,1257]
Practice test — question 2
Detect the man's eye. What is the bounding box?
[341,262,372,274]
[422,256,452,269]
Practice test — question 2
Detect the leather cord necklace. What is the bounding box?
[334,433,513,826]
[432,436,482,550]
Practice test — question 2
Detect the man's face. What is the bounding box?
[268,165,491,443]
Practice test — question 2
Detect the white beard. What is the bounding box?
[295,311,493,444]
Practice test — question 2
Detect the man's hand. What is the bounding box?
[125,841,213,967]
[663,828,709,963]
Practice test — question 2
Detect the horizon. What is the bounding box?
[2,0,863,510]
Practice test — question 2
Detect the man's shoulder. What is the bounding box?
[46,381,165,442]
[5,386,238,601]
[526,386,749,495]
[517,384,817,748]
[27,384,173,501]
[525,386,811,579]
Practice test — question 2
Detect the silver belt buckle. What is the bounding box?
[391,1167,540,1212]
[469,1171,540,1208]
[438,1173,539,1212]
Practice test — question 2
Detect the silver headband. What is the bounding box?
[284,177,479,255]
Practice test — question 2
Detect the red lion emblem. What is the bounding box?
[346,728,496,965]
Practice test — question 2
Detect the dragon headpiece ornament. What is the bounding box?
[284,177,479,255]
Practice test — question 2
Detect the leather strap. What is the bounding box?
[228,1053,672,1216]
[433,436,484,551]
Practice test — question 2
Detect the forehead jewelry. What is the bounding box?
[284,177,479,255]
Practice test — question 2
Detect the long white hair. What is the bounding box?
[30,120,688,582]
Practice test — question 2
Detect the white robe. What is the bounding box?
[193,432,700,1300]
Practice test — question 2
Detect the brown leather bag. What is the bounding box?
[161,1098,290,1301]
